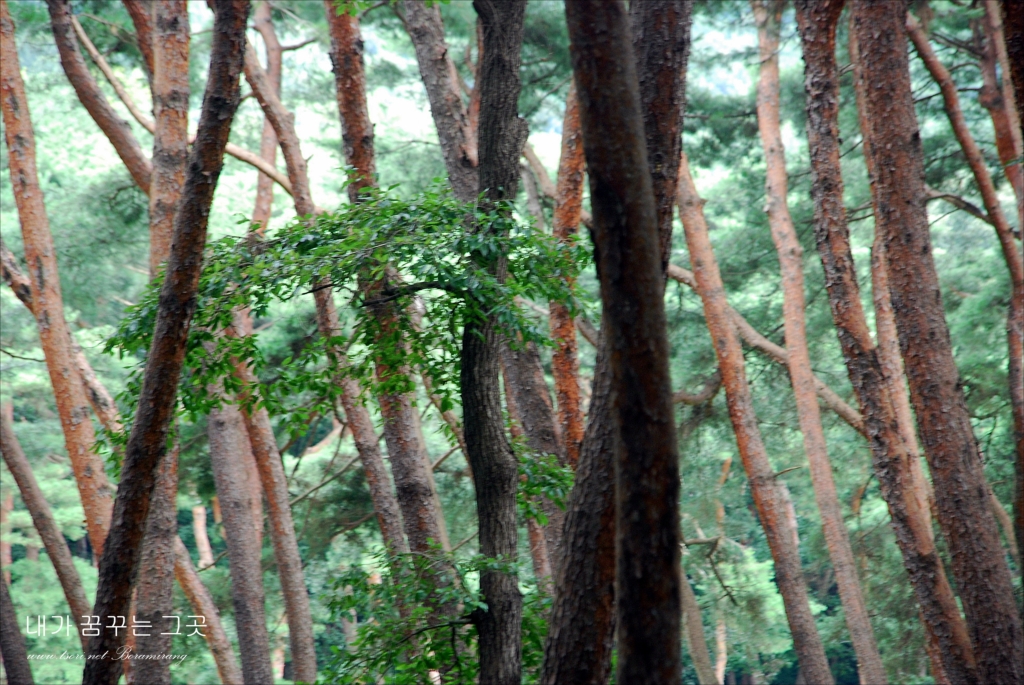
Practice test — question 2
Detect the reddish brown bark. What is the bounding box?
[801,6,978,682]
[402,0,478,202]
[907,14,1024,529]
[1,2,114,557]
[678,151,833,685]
[122,0,155,82]
[251,0,281,233]
[207,397,274,685]
[0,573,34,685]
[752,3,885,682]
[549,82,585,470]
[565,3,682,681]
[83,3,249,680]
[1,403,91,649]
[979,1,1023,208]
[852,2,1023,682]
[46,0,153,194]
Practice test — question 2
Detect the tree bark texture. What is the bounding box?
[851,2,1023,682]
[46,0,152,194]
[0,403,91,650]
[402,0,478,202]
[539,336,616,685]
[752,3,886,683]
[979,0,1023,209]
[0,1,115,558]
[565,2,681,682]
[251,0,281,232]
[121,0,155,83]
[0,574,34,685]
[208,399,275,685]
[678,151,834,685]
[629,0,692,275]
[192,505,215,568]
[549,82,585,470]
[907,13,1024,528]
[83,3,249,681]
[460,3,528,683]
[680,567,717,685]
[800,2,982,682]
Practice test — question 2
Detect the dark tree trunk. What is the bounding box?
[208,399,275,685]
[565,2,682,682]
[798,4,979,682]
[461,2,528,682]
[82,3,250,682]
[0,574,34,685]
[851,1,1023,682]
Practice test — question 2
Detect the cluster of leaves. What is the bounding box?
[512,436,574,525]
[320,548,551,684]
[101,184,587,467]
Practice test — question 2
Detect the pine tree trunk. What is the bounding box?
[250,0,281,233]
[191,506,215,568]
[0,0,115,558]
[122,0,155,83]
[1,403,91,650]
[851,2,1023,681]
[752,3,886,682]
[82,3,250,681]
[208,398,275,685]
[0,574,33,685]
[566,2,683,681]
[678,151,834,685]
[680,567,718,685]
[979,0,1023,208]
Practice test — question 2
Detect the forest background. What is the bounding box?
[0,0,1019,683]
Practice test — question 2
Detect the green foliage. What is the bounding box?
[512,436,573,525]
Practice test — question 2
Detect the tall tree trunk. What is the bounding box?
[0,0,114,558]
[46,0,152,193]
[0,492,9,585]
[122,0,155,83]
[751,3,885,682]
[401,0,478,202]
[131,6,191,681]
[680,566,718,685]
[251,0,281,233]
[549,82,585,470]
[565,2,682,682]
[801,4,979,682]
[0,575,33,685]
[906,12,1024,541]
[191,505,215,568]
[461,3,528,683]
[677,151,834,685]
[1,403,91,650]
[208,398,275,685]
[83,3,250,681]
[979,0,1023,208]
[851,2,1023,682]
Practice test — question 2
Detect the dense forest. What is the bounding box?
[0,0,1020,683]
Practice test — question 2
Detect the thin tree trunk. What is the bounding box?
[83,3,250,681]
[401,0,478,202]
[799,3,980,682]
[680,566,718,685]
[1,403,90,650]
[0,575,33,685]
[715,611,727,684]
[0,0,114,558]
[678,151,834,685]
[979,0,1023,208]
[565,3,682,682]
[121,0,154,83]
[208,398,275,685]
[549,82,585,470]
[46,0,152,193]
[752,3,885,682]
[907,13,1024,534]
[251,0,281,233]
[191,505,215,568]
[852,2,1023,682]
[0,492,9,586]
[461,3,528,682]
[172,538,243,685]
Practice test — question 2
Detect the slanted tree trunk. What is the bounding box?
[549,82,585,470]
[565,2,683,682]
[677,150,833,685]
[680,566,717,685]
[979,0,1023,208]
[851,2,1023,681]
[461,3,528,683]
[251,0,281,233]
[0,0,115,558]
[0,574,33,685]
[131,6,191,681]
[46,0,152,193]
[82,3,250,681]
[122,0,155,83]
[802,5,979,682]
[208,397,275,685]
[1,403,90,649]
[752,3,885,682]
